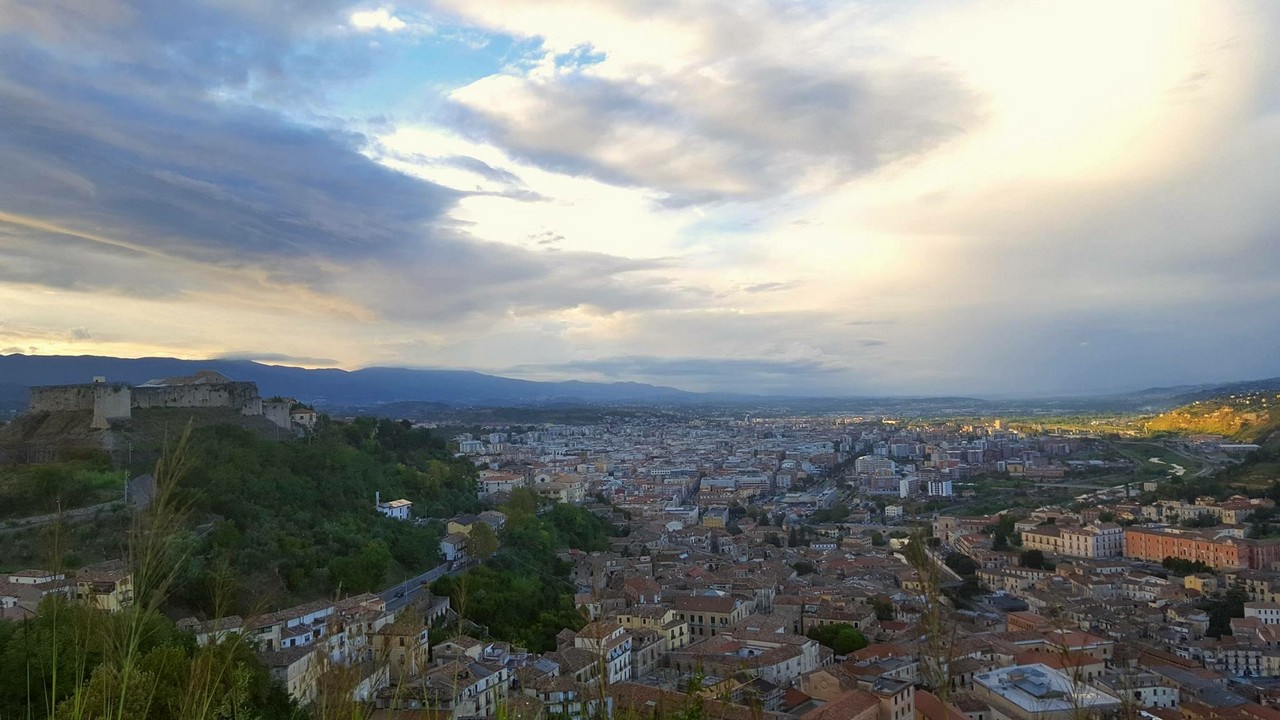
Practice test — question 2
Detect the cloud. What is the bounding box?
[511,355,848,391]
[742,282,788,293]
[0,10,699,333]
[349,8,408,33]
[68,327,92,341]
[215,352,340,366]
[1,0,1279,397]
[442,1,982,202]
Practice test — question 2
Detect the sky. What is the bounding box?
[1,0,1278,397]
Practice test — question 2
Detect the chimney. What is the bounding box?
[376,490,381,507]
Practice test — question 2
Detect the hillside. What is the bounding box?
[1146,389,1280,445]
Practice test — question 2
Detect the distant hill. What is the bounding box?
[1146,379,1280,445]
[2,354,1278,417]
[0,354,708,408]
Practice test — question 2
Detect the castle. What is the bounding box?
[26,370,316,431]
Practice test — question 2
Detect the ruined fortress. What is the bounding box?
[27,370,311,431]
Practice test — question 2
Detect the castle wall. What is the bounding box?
[91,385,132,430]
[132,382,261,412]
[262,400,293,431]
[27,378,285,433]
[27,386,99,413]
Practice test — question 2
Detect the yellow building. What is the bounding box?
[616,605,691,652]
[1184,573,1220,595]
[75,560,134,612]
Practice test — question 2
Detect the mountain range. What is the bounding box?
[0,353,1277,416]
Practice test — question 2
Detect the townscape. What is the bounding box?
[3,371,1279,720]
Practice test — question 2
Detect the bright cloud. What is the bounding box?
[349,7,408,32]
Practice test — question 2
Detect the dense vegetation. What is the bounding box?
[432,489,617,652]
[172,418,481,612]
[0,457,123,519]
[0,599,301,719]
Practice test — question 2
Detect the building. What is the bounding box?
[673,592,753,639]
[927,480,954,498]
[1245,602,1280,625]
[971,664,1120,720]
[441,533,469,562]
[573,622,633,686]
[75,561,134,612]
[1021,523,1124,559]
[1124,526,1280,570]
[26,371,308,431]
[702,506,730,529]
[375,492,412,521]
[855,456,896,476]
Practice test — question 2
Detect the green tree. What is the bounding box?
[806,623,868,655]
[1019,549,1046,569]
[506,488,540,517]
[872,597,895,621]
[469,521,499,559]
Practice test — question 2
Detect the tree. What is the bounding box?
[1019,549,1046,570]
[870,531,887,547]
[945,553,978,577]
[1163,556,1212,575]
[792,560,816,576]
[872,597,895,621]
[992,532,1009,551]
[329,541,392,594]
[1205,581,1249,638]
[506,488,540,517]
[765,532,782,548]
[469,521,499,559]
[806,623,868,655]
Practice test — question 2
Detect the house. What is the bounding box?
[0,570,71,613]
[375,492,412,521]
[441,532,469,562]
[674,592,753,638]
[75,560,134,612]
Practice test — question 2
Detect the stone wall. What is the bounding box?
[262,399,293,431]
[92,384,133,429]
[27,378,297,433]
[27,385,101,413]
[132,382,261,412]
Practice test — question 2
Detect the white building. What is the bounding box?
[375,492,412,521]
[1245,602,1280,625]
[855,456,896,475]
[885,505,904,520]
[927,480,954,498]
[972,664,1120,720]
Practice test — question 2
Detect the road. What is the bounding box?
[379,559,476,613]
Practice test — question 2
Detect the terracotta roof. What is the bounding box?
[799,689,880,720]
